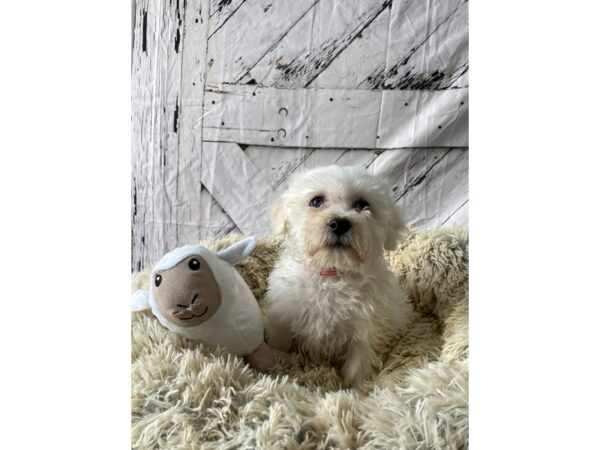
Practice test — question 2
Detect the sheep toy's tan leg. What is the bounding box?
[245,341,274,372]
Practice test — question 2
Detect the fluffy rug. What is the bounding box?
[131,229,469,449]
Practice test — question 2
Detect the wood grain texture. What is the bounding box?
[174,0,210,248]
[369,148,468,229]
[131,0,210,271]
[132,0,182,271]
[200,142,274,234]
[206,0,321,83]
[236,0,392,88]
[206,0,469,91]
[203,83,467,148]
[132,0,469,270]
[356,0,468,90]
[208,0,247,38]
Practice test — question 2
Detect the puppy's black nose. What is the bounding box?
[328,218,351,236]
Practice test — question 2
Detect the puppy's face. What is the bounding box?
[271,166,406,270]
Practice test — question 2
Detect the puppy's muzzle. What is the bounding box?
[328,218,351,237]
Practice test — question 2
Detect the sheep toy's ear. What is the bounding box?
[216,236,257,265]
[131,289,151,312]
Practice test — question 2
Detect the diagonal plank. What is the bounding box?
[440,199,468,227]
[307,4,392,90]
[206,0,322,84]
[200,142,275,235]
[369,148,468,229]
[208,0,247,39]
[243,146,314,191]
[357,0,468,90]
[198,187,241,239]
[236,0,392,88]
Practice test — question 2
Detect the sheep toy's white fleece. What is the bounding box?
[132,238,264,356]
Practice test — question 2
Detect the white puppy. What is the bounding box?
[263,165,413,386]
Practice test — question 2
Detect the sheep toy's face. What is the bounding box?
[151,255,222,327]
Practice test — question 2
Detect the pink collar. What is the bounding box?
[302,264,356,278]
[319,267,344,277]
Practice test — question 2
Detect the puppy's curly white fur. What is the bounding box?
[263,165,413,386]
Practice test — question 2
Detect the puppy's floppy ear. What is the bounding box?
[384,206,408,251]
[270,191,289,236]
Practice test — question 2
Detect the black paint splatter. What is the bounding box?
[411,173,427,188]
[133,182,137,216]
[364,63,467,90]
[175,27,181,53]
[174,0,182,53]
[142,10,148,53]
[393,69,446,90]
[173,99,179,133]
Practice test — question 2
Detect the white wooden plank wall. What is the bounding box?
[132,0,469,271]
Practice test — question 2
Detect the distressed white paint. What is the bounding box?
[353,0,469,90]
[236,0,391,88]
[132,0,183,270]
[206,0,321,83]
[208,0,246,36]
[132,0,210,271]
[200,142,274,235]
[175,0,210,246]
[368,148,469,229]
[132,0,469,270]
[217,0,469,91]
[203,84,468,148]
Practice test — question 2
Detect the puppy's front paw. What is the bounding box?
[341,346,374,387]
[264,313,293,352]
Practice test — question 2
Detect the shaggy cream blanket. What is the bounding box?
[131,229,469,449]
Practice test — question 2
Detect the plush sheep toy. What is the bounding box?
[131,237,274,371]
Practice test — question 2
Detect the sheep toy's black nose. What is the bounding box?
[328,218,351,236]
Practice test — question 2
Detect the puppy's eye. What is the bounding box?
[354,199,370,211]
[188,258,200,271]
[154,274,162,287]
[309,196,325,208]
